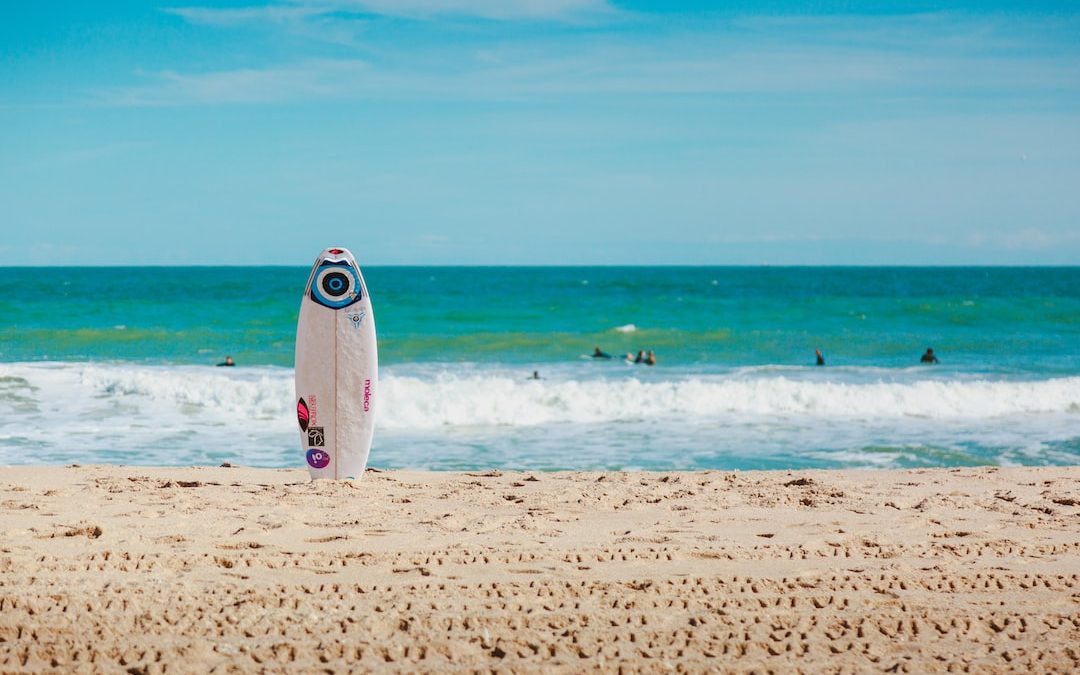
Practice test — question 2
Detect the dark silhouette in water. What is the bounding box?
[920,348,939,364]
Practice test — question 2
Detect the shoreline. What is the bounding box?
[4,359,1080,472]
[2,465,1078,671]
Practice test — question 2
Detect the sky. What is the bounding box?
[2,1,1079,265]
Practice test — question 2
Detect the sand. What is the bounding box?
[0,465,1078,673]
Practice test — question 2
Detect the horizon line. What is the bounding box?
[2,263,1079,269]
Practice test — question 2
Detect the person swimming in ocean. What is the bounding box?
[645,350,656,366]
[920,347,939,364]
[217,356,235,367]
[815,349,825,366]
[528,370,541,380]
[592,347,612,359]
[634,350,645,364]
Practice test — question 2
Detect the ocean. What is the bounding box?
[1,266,1078,471]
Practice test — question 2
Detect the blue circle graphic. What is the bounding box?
[309,262,363,309]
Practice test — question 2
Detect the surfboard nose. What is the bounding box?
[319,247,354,263]
[306,248,367,310]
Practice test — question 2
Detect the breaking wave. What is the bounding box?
[2,362,1078,431]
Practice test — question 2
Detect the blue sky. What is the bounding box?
[2,1,1079,265]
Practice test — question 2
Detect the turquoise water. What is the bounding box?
[1,266,1078,470]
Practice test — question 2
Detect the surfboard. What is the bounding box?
[294,247,378,480]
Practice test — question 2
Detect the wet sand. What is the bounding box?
[1,465,1078,672]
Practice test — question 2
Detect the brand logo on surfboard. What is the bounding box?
[346,310,366,330]
[363,379,372,412]
[297,398,310,432]
[306,449,330,469]
[307,426,325,446]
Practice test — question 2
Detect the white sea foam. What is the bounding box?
[3,362,1080,428]
[78,364,290,421]
[614,324,637,333]
[1,362,1078,468]
[380,373,1080,427]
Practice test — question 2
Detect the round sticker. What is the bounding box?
[306,449,330,469]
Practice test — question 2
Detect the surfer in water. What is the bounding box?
[634,350,645,364]
[592,347,612,359]
[920,347,939,364]
[528,371,541,380]
[815,349,825,366]
[645,350,656,366]
[217,356,235,367]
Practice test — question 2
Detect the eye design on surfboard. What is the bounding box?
[308,260,364,310]
[297,398,310,432]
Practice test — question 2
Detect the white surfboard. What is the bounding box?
[294,247,378,480]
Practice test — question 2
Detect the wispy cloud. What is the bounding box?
[166,0,616,24]
[85,9,1080,110]
[345,0,614,21]
[94,36,1080,109]
[98,60,372,106]
[164,5,320,26]
[967,228,1080,251]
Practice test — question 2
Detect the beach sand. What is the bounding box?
[1,465,1078,673]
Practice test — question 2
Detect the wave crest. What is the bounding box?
[2,363,1078,432]
[381,374,1080,428]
